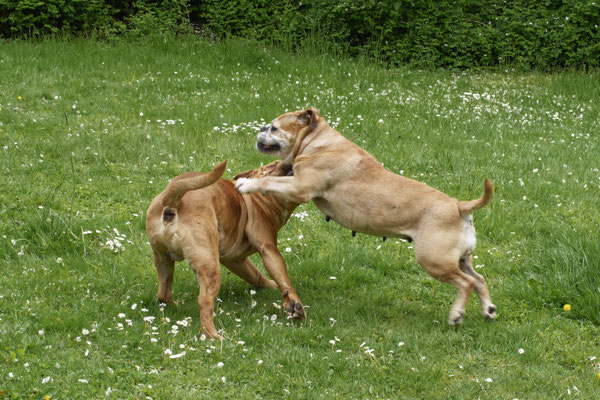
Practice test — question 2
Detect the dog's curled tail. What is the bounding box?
[457,179,494,216]
[161,161,227,222]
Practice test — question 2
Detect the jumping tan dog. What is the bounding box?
[146,160,305,339]
[235,108,495,326]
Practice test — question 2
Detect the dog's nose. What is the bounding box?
[260,125,269,132]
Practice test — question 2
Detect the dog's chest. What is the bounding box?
[218,230,253,261]
[219,243,254,263]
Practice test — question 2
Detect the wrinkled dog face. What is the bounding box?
[256,111,310,159]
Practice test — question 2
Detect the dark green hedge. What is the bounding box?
[0,0,191,39]
[2,0,599,70]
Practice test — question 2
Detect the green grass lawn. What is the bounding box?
[1,38,599,399]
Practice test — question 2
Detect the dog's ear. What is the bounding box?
[300,107,320,129]
[258,161,291,177]
[270,161,293,176]
[261,161,281,176]
[233,169,254,180]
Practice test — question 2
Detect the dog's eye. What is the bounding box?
[271,126,278,132]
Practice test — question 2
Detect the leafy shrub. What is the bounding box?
[190,0,600,70]
[1,0,599,69]
[126,0,192,39]
[0,0,126,38]
[0,0,190,39]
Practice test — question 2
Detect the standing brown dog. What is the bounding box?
[236,108,496,326]
[146,161,305,339]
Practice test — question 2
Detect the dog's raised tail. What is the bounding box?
[161,161,227,222]
[457,179,494,216]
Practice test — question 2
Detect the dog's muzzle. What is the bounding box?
[257,140,281,153]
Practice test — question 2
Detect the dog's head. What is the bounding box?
[256,107,321,161]
[233,160,292,180]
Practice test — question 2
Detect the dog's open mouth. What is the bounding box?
[257,141,281,153]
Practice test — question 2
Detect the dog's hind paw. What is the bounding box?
[448,308,465,326]
[483,304,497,321]
[157,296,177,306]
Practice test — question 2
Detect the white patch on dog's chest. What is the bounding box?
[461,215,477,253]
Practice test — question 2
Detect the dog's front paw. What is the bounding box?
[286,299,306,319]
[235,177,258,194]
[282,289,306,319]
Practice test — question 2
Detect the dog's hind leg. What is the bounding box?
[189,250,222,340]
[223,258,278,290]
[152,250,176,305]
[415,248,475,326]
[459,254,496,321]
[442,269,475,326]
